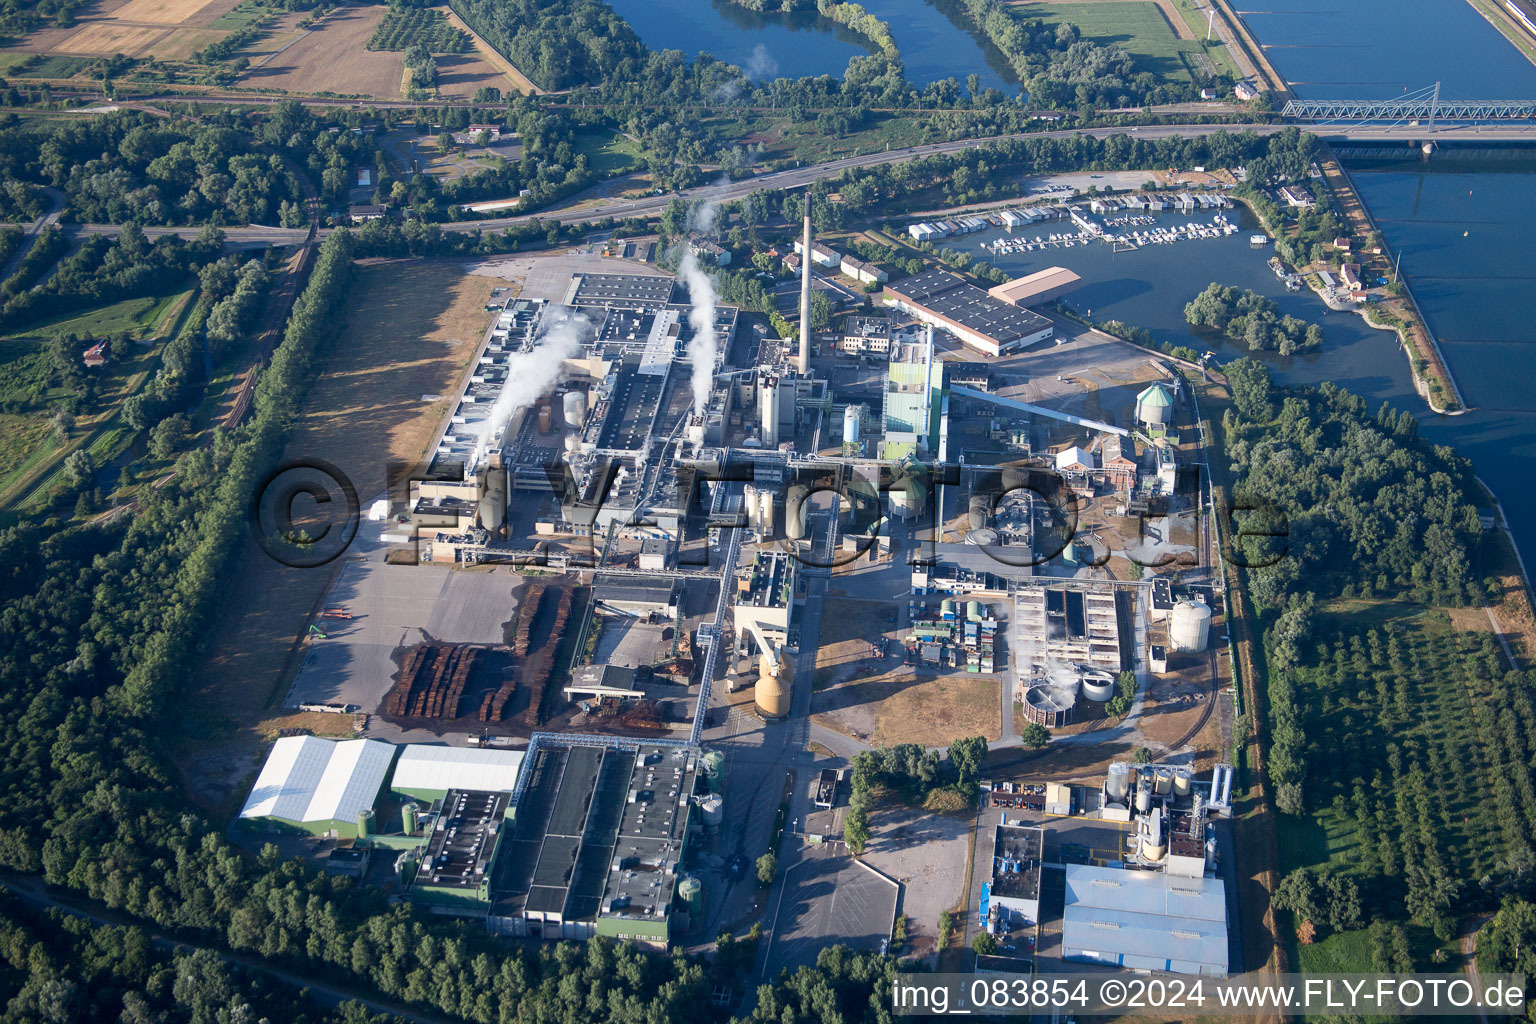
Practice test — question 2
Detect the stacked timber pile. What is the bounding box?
[386,642,477,720]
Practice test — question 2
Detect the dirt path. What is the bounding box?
[436,5,541,95]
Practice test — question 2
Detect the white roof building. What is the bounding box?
[391,744,526,800]
[239,736,395,836]
[1060,864,1229,975]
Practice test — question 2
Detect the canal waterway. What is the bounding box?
[604,0,1015,89]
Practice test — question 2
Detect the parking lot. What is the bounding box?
[767,845,899,971]
[282,525,522,738]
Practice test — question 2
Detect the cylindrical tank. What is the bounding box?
[402,802,418,836]
[756,653,790,719]
[478,463,507,533]
[537,404,552,433]
[563,390,588,429]
[889,477,928,518]
[1136,383,1174,426]
[564,435,579,452]
[966,600,983,623]
[1173,768,1193,798]
[1106,762,1130,804]
[1080,670,1115,702]
[1141,811,1167,861]
[702,750,725,779]
[699,794,724,830]
[785,484,809,542]
[1135,781,1151,814]
[356,808,374,837]
[678,876,703,918]
[968,493,990,531]
[1170,599,1212,652]
[1153,767,1172,795]
[966,527,999,546]
[843,404,861,444]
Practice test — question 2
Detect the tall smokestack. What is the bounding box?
[797,192,812,375]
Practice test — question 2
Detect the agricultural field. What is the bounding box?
[366,6,469,52]
[1010,0,1229,84]
[1271,601,1521,970]
[3,0,250,61]
[178,260,499,806]
[237,5,405,97]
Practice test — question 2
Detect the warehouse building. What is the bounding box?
[1060,864,1229,975]
[986,267,1082,308]
[238,736,395,838]
[488,740,697,947]
[983,824,1043,939]
[390,745,526,803]
[884,269,1053,357]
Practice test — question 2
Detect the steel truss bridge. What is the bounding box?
[1283,83,1536,126]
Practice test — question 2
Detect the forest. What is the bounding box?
[367,4,471,53]
[1214,358,1533,968]
[1184,282,1323,355]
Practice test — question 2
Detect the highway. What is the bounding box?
[38,119,1536,248]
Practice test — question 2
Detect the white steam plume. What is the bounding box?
[471,313,590,469]
[677,249,718,418]
[744,43,778,81]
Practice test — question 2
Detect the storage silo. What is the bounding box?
[678,876,703,918]
[785,484,810,542]
[401,802,418,836]
[843,404,862,444]
[1154,767,1173,795]
[563,390,588,429]
[756,653,790,720]
[356,808,374,838]
[1170,599,1212,652]
[478,456,507,534]
[699,794,724,830]
[1134,780,1151,814]
[1106,762,1130,804]
[968,493,991,531]
[702,750,725,780]
[1135,383,1174,427]
[1140,808,1167,862]
[537,403,553,433]
[1173,768,1193,798]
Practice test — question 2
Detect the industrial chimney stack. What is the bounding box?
[797,192,813,375]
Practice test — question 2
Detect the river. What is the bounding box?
[1235,0,1536,578]
[603,0,1015,89]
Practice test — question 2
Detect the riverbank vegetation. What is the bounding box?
[1184,282,1322,355]
[1215,357,1532,970]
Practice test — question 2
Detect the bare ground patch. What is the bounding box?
[175,261,499,811]
[237,5,403,97]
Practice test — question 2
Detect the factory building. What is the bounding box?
[733,550,799,651]
[1060,864,1229,975]
[986,267,1082,307]
[488,741,697,947]
[880,329,945,462]
[407,789,510,912]
[840,316,894,355]
[982,824,1043,944]
[389,744,526,803]
[1014,582,1122,679]
[238,736,395,838]
[884,269,1053,357]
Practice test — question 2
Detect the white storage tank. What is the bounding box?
[1106,762,1130,804]
[1170,598,1213,652]
[563,390,588,429]
[1173,768,1193,798]
[785,484,810,541]
[1080,669,1115,703]
[699,793,724,829]
[843,404,862,444]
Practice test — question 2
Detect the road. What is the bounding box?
[0,873,452,1024]
[28,119,1536,252]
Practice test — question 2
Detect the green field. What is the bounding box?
[1014,1,1222,83]
[20,55,93,79]
[207,0,274,32]
[573,127,646,175]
